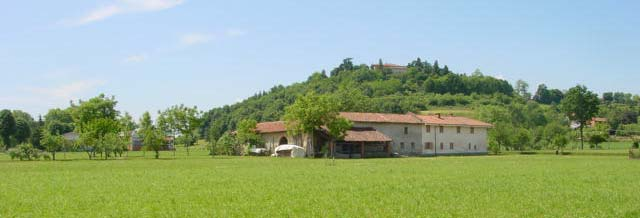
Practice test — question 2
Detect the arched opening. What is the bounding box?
[279,136,288,145]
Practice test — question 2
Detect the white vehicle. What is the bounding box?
[274,145,305,158]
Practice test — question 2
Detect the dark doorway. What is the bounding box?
[279,137,288,145]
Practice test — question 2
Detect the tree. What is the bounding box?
[41,133,64,160]
[588,134,607,149]
[216,132,237,155]
[0,109,17,149]
[552,134,569,155]
[70,94,121,159]
[488,122,514,154]
[143,129,166,159]
[560,85,599,150]
[13,118,31,144]
[514,128,532,151]
[44,108,74,135]
[283,92,352,156]
[139,111,164,159]
[515,80,531,100]
[157,105,202,156]
[236,119,261,155]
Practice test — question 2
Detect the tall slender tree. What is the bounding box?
[560,85,599,150]
[0,109,17,149]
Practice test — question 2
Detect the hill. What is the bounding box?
[201,58,516,140]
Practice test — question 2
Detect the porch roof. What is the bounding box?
[343,128,392,142]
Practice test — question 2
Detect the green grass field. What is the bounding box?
[0,152,638,217]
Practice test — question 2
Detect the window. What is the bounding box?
[426,126,431,133]
[410,142,415,150]
[470,127,475,134]
[404,127,408,134]
[400,142,405,150]
[425,142,433,150]
[468,143,471,150]
[474,145,477,150]
[439,126,444,133]
[440,142,444,150]
[457,126,461,134]
[449,143,454,150]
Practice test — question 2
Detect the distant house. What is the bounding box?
[255,112,492,158]
[128,131,175,151]
[371,63,408,74]
[590,117,608,127]
[62,132,79,141]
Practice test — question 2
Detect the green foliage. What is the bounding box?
[44,108,74,135]
[216,132,237,155]
[201,58,514,139]
[143,129,165,159]
[236,119,262,154]
[157,105,202,155]
[8,143,43,160]
[588,134,607,149]
[40,133,64,160]
[13,118,31,144]
[284,92,341,136]
[560,85,599,149]
[0,109,17,149]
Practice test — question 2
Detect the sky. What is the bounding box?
[1,0,639,118]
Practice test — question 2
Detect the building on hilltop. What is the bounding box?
[370,63,408,74]
[255,112,492,158]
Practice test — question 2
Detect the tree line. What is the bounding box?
[2,58,640,159]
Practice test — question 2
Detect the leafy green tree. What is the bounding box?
[488,122,514,153]
[13,118,31,144]
[515,80,531,100]
[216,132,237,155]
[284,92,352,156]
[560,85,599,150]
[552,134,569,155]
[588,134,607,149]
[143,129,165,159]
[514,128,532,151]
[30,117,44,149]
[44,108,74,135]
[41,133,64,160]
[236,119,262,155]
[70,94,121,159]
[157,105,202,156]
[0,109,17,149]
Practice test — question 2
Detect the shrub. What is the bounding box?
[10,143,43,161]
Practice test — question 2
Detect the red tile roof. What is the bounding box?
[416,115,492,127]
[256,121,287,133]
[343,128,392,142]
[339,112,423,124]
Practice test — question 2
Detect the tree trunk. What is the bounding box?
[52,152,56,160]
[580,125,584,150]
[155,150,159,159]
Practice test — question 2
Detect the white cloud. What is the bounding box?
[123,54,148,63]
[180,33,214,46]
[65,0,184,26]
[26,80,107,100]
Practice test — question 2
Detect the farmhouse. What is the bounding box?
[255,112,492,158]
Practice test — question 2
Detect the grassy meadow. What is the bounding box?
[0,151,639,217]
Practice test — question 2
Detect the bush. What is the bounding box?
[9,143,44,161]
[632,141,639,149]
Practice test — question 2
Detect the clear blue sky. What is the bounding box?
[1,0,639,118]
